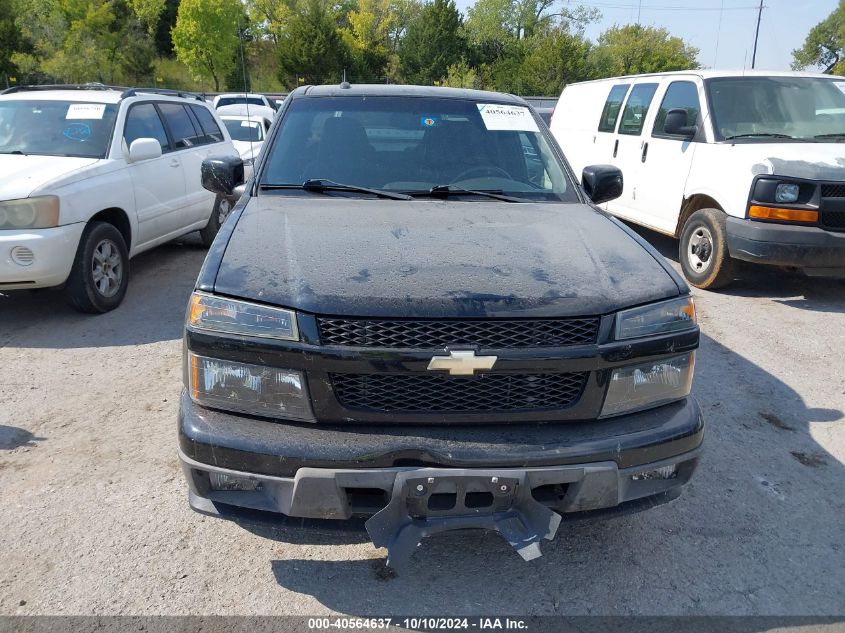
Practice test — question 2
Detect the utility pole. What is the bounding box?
[751,0,764,69]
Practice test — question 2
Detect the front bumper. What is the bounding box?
[0,223,85,289]
[179,390,704,519]
[726,216,845,275]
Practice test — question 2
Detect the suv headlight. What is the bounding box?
[600,352,695,418]
[0,196,60,230]
[187,352,314,421]
[615,296,696,341]
[187,291,298,340]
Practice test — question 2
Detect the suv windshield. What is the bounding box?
[217,97,265,108]
[0,100,118,158]
[260,96,575,201]
[222,118,265,142]
[708,77,845,141]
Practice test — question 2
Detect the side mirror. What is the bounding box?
[127,138,162,163]
[202,156,245,197]
[664,108,697,138]
[582,165,623,204]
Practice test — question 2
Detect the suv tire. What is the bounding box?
[200,195,234,247]
[679,208,735,289]
[64,222,130,313]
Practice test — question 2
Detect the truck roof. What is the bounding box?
[295,83,527,105]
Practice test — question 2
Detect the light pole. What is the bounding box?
[751,0,764,69]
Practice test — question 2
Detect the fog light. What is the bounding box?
[775,183,800,203]
[631,465,677,481]
[10,246,34,267]
[209,472,262,492]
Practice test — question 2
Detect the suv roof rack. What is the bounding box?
[1,82,125,95]
[120,87,206,102]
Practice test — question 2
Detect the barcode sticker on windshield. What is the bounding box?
[477,104,539,132]
[66,104,106,120]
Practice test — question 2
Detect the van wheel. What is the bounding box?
[64,222,129,313]
[679,209,735,289]
[199,195,233,247]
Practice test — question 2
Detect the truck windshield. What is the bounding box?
[260,96,575,201]
[708,77,845,141]
[0,100,118,158]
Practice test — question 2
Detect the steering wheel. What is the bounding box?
[452,165,513,183]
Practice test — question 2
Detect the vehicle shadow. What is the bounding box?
[626,223,845,313]
[0,425,45,450]
[237,331,844,615]
[0,236,207,349]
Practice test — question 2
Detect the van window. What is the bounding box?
[618,83,658,136]
[653,81,700,138]
[598,84,629,132]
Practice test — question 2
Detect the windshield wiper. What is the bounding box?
[0,150,27,155]
[813,133,845,139]
[260,179,411,200]
[723,133,795,140]
[409,185,527,203]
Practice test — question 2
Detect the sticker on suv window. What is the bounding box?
[421,116,438,127]
[66,104,106,120]
[477,104,539,132]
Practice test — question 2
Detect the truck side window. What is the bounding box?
[598,84,630,132]
[618,83,658,136]
[653,81,701,138]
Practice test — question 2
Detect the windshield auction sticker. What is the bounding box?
[477,104,539,132]
[66,104,106,120]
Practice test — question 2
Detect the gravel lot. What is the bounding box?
[1,229,843,617]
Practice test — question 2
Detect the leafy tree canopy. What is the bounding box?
[589,23,699,77]
[792,0,845,74]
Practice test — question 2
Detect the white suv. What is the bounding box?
[0,85,239,312]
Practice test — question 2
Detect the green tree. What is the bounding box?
[154,0,180,55]
[399,0,465,84]
[12,0,159,84]
[341,0,396,80]
[589,24,699,77]
[792,0,845,74]
[519,28,591,95]
[277,0,351,86]
[172,0,243,91]
[0,0,21,84]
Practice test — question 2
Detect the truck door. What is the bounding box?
[606,81,659,224]
[594,82,630,174]
[631,79,703,235]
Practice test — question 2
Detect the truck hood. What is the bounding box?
[744,142,845,180]
[212,197,681,318]
[0,154,100,200]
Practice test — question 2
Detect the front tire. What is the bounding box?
[679,208,735,289]
[64,222,129,313]
[199,195,234,247]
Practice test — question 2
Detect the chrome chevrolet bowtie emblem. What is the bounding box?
[427,350,498,376]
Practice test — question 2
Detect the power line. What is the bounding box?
[574,1,763,11]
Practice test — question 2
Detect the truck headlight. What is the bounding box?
[188,352,315,421]
[600,352,694,418]
[615,296,696,340]
[188,292,298,340]
[774,183,800,204]
[0,196,60,230]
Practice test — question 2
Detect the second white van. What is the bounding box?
[551,70,845,288]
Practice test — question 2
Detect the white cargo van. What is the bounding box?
[551,71,845,288]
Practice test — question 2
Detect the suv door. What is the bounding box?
[606,81,659,222]
[633,79,704,234]
[122,102,188,246]
[157,102,211,227]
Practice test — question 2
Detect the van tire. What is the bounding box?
[64,221,130,313]
[679,209,735,289]
[199,195,233,247]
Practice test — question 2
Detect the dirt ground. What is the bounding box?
[1,229,843,617]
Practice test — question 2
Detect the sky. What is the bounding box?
[453,0,840,71]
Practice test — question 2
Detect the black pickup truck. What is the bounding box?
[180,84,703,567]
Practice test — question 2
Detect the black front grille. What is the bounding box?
[821,184,845,198]
[331,372,588,413]
[820,209,845,230]
[317,317,599,349]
